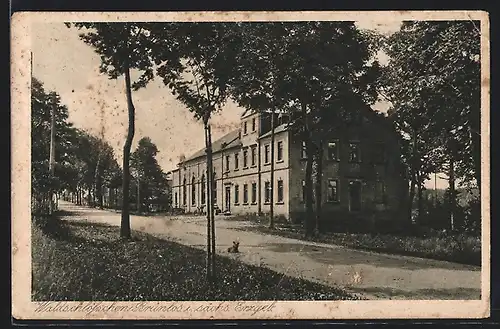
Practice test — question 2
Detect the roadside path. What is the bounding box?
[58,201,481,300]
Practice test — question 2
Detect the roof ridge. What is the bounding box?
[182,128,241,164]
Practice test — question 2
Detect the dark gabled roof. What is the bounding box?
[183,129,242,163]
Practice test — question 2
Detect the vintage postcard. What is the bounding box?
[11,10,490,320]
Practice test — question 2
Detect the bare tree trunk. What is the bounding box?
[257,139,262,216]
[303,106,314,238]
[408,173,417,225]
[120,58,135,239]
[87,186,92,206]
[469,110,481,191]
[449,157,456,231]
[269,109,275,229]
[314,140,324,235]
[305,146,314,238]
[204,122,213,280]
[407,128,419,226]
[208,124,216,279]
[416,170,423,225]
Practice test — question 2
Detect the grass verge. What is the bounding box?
[230,219,481,266]
[32,215,358,301]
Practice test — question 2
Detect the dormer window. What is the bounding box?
[243,121,248,135]
[252,118,256,131]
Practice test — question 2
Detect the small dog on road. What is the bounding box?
[227,241,240,253]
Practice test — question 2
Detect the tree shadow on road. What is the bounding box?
[264,242,481,271]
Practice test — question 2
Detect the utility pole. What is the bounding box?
[48,93,57,214]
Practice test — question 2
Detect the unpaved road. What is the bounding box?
[57,201,481,300]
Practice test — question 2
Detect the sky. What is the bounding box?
[32,19,448,189]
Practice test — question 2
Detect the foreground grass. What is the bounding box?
[32,216,358,301]
[229,217,481,266]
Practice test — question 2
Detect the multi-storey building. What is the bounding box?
[169,108,408,222]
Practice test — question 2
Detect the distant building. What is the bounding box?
[169,108,407,222]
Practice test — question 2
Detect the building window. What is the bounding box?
[373,143,385,164]
[201,174,206,204]
[277,141,283,161]
[234,153,239,170]
[243,149,248,168]
[349,142,361,163]
[234,184,239,204]
[225,155,230,172]
[174,192,178,207]
[191,176,196,206]
[301,180,306,202]
[243,184,248,204]
[251,183,257,204]
[252,118,256,131]
[182,177,187,206]
[264,181,271,203]
[251,146,257,166]
[213,173,217,204]
[328,140,339,161]
[301,141,307,159]
[243,121,247,134]
[264,144,270,164]
[327,179,339,202]
[375,181,386,203]
[277,179,284,203]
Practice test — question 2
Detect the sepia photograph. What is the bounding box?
[11,11,490,320]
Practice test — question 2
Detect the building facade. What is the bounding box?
[169,108,407,222]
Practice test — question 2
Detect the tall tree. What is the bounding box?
[150,22,242,280]
[383,21,481,224]
[265,22,381,237]
[230,23,291,228]
[230,23,381,235]
[67,22,155,238]
[131,137,168,212]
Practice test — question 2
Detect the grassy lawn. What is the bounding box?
[228,216,481,266]
[32,215,358,301]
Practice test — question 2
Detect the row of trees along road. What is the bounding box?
[32,77,121,213]
[32,77,169,216]
[64,21,481,280]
